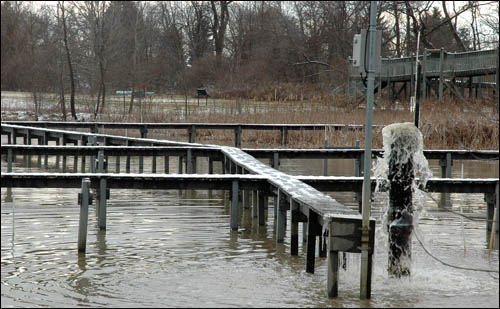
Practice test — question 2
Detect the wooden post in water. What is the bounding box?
[327,220,339,298]
[231,179,239,230]
[290,199,299,255]
[234,126,242,148]
[276,190,286,243]
[187,149,193,174]
[88,136,97,173]
[7,148,13,173]
[188,125,196,143]
[78,178,90,252]
[306,210,319,273]
[258,192,266,225]
[440,153,452,207]
[115,155,121,173]
[140,128,147,174]
[252,191,258,218]
[164,155,170,174]
[242,169,250,209]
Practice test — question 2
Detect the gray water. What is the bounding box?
[1,153,499,307]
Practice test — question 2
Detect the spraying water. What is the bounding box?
[374,122,433,277]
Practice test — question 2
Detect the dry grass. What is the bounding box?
[2,91,498,150]
[101,97,498,150]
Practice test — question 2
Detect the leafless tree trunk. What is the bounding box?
[210,1,231,64]
[60,1,77,120]
[394,2,401,57]
[442,1,467,52]
[128,5,140,115]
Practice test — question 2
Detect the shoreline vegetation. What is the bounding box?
[1,91,498,150]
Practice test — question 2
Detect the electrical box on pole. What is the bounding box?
[353,29,382,75]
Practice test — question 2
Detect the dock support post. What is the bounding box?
[125,141,131,173]
[98,177,107,230]
[152,154,157,173]
[252,191,258,218]
[139,153,144,173]
[164,155,170,174]
[188,125,196,143]
[234,126,242,148]
[231,179,239,230]
[440,153,452,207]
[327,221,339,298]
[115,156,121,173]
[306,211,319,273]
[7,148,13,172]
[178,156,183,174]
[258,192,266,225]
[485,187,499,249]
[78,178,90,252]
[272,153,280,217]
[73,150,78,172]
[290,199,299,255]
[242,169,250,209]
[140,127,147,172]
[88,136,97,173]
[61,136,67,172]
[280,127,288,145]
[276,190,286,243]
[208,157,214,174]
[187,149,193,174]
[303,222,308,243]
[43,132,48,168]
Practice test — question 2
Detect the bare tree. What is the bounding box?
[210,1,232,64]
[60,1,77,120]
[442,1,468,51]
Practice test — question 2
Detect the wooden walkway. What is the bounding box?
[348,48,499,101]
[1,123,376,298]
[1,122,498,298]
[2,120,368,146]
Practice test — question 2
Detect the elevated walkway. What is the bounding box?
[348,48,499,102]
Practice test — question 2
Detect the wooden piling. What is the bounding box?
[98,177,107,230]
[306,211,319,273]
[276,190,286,243]
[231,179,239,230]
[258,192,266,225]
[164,155,170,174]
[234,126,242,148]
[290,199,299,255]
[252,191,258,218]
[115,156,121,173]
[327,221,339,298]
[78,178,90,252]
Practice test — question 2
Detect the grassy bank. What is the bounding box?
[1,91,498,150]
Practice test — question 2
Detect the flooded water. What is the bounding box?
[1,151,499,307]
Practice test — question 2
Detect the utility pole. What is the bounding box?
[360,0,377,300]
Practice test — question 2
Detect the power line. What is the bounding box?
[414,229,499,274]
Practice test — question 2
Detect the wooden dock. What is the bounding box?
[1,122,498,299]
[2,120,370,147]
[347,48,499,101]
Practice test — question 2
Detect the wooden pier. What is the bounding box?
[2,120,369,147]
[1,122,498,298]
[348,48,499,101]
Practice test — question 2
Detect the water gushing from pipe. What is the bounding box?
[374,122,433,277]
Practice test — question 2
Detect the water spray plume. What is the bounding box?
[374,122,432,278]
